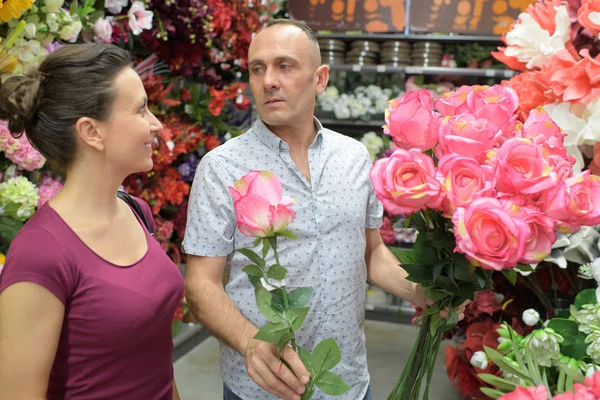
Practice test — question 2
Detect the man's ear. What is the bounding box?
[75,117,105,152]
[314,65,330,95]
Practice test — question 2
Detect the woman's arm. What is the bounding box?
[0,282,64,399]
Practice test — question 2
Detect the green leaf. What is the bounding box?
[248,275,261,289]
[501,269,517,285]
[288,287,312,308]
[454,257,478,283]
[478,374,517,391]
[575,289,598,309]
[287,307,309,332]
[547,318,589,360]
[408,212,426,231]
[315,371,350,396]
[172,319,183,338]
[413,234,438,266]
[278,331,295,356]
[242,264,264,278]
[0,216,24,245]
[254,322,290,343]
[516,263,534,273]
[479,388,505,399]
[255,286,283,323]
[433,262,444,281]
[237,248,266,268]
[261,239,271,259]
[390,247,415,264]
[311,338,342,373]
[298,346,314,375]
[483,346,531,382]
[267,264,287,280]
[401,263,433,284]
[271,289,286,311]
[252,238,262,248]
[444,306,459,329]
[278,230,298,240]
[301,385,315,400]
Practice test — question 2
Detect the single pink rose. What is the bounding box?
[492,138,558,195]
[553,384,595,400]
[465,85,519,133]
[229,170,296,238]
[437,153,495,216]
[94,17,114,43]
[369,148,442,216]
[383,89,440,151]
[517,206,556,264]
[453,198,530,271]
[540,171,600,231]
[435,114,502,163]
[498,385,548,400]
[433,85,472,117]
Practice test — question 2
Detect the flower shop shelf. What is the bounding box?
[317,33,504,43]
[327,64,518,78]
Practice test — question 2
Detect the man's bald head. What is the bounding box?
[255,19,322,68]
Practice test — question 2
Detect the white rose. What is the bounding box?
[93,17,113,43]
[522,309,540,326]
[470,351,488,370]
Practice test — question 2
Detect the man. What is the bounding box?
[183,20,463,400]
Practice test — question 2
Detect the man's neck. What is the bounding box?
[265,118,317,151]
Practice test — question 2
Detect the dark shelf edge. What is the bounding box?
[317,33,503,43]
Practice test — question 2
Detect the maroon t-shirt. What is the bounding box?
[0,199,184,400]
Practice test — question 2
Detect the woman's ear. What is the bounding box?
[75,117,105,152]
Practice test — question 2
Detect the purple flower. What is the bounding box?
[45,41,63,54]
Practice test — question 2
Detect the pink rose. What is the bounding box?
[433,85,472,117]
[465,85,519,133]
[492,138,558,195]
[37,176,63,207]
[540,171,600,231]
[498,385,548,400]
[369,148,442,216]
[453,198,530,271]
[437,153,495,216]
[0,121,46,171]
[518,206,556,264]
[229,170,296,238]
[93,17,114,43]
[128,1,153,35]
[383,89,440,151]
[585,371,600,397]
[435,114,502,163]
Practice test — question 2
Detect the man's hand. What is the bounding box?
[244,338,311,400]
[413,284,470,321]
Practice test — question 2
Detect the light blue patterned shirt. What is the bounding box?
[182,117,383,399]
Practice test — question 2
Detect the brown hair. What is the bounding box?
[0,43,132,173]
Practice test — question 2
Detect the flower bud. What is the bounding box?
[497,328,510,338]
[522,308,540,326]
[470,351,489,369]
[498,340,513,352]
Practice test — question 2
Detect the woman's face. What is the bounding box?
[100,67,162,175]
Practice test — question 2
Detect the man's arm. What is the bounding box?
[365,229,468,319]
[184,255,309,400]
[364,228,425,307]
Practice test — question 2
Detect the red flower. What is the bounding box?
[464,290,502,321]
[208,87,226,116]
[502,71,556,120]
[180,88,192,102]
[204,135,221,151]
[380,215,395,245]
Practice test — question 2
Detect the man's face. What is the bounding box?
[248,25,327,128]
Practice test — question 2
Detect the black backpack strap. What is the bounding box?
[117,191,155,236]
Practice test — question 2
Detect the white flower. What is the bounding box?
[586,330,600,363]
[46,12,60,32]
[105,0,129,14]
[360,132,385,161]
[583,363,600,378]
[260,277,285,291]
[44,0,65,13]
[128,1,154,35]
[543,102,587,173]
[59,19,83,43]
[470,351,489,369]
[94,17,114,43]
[8,38,48,65]
[572,303,600,334]
[24,23,37,39]
[524,328,563,367]
[523,309,541,326]
[504,5,571,70]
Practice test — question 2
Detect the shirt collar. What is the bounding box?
[252,117,324,153]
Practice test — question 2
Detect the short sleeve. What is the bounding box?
[0,229,77,305]
[362,148,383,229]
[182,154,236,257]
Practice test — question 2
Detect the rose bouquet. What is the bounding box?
[370,85,600,400]
[229,170,350,399]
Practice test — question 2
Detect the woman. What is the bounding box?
[0,43,183,400]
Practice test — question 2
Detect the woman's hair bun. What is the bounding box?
[0,70,45,136]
